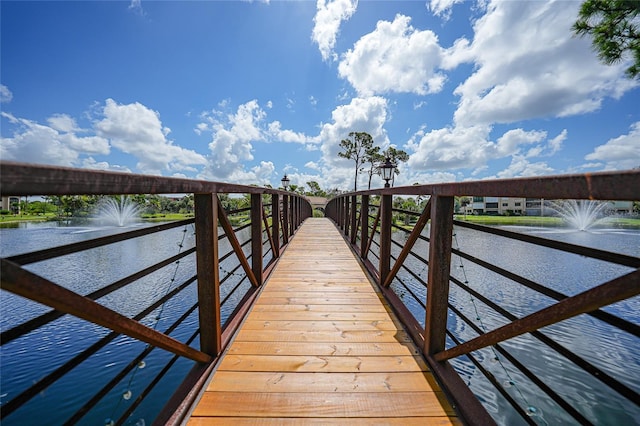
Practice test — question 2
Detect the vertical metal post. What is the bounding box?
[282,194,289,244]
[272,194,280,258]
[251,194,263,287]
[345,197,350,235]
[360,195,369,259]
[194,193,221,356]
[379,194,393,286]
[343,197,349,236]
[289,196,295,236]
[291,196,296,233]
[350,195,357,245]
[424,195,454,355]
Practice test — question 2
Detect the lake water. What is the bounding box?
[1,221,638,425]
[388,224,640,425]
[0,221,253,425]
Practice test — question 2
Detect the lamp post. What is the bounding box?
[281,174,290,191]
[380,157,395,188]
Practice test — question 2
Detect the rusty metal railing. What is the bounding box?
[325,170,639,425]
[0,162,312,425]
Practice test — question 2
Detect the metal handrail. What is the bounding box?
[325,169,640,425]
[0,162,313,424]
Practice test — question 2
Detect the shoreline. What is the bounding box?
[2,214,639,230]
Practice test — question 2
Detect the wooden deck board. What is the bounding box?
[187,218,458,424]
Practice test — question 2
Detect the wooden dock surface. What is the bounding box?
[187,218,459,425]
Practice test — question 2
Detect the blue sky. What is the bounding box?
[1,0,639,192]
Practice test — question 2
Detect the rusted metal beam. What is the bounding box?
[271,194,281,258]
[383,199,432,288]
[333,169,640,201]
[7,219,193,266]
[360,195,369,259]
[379,194,393,287]
[344,197,350,236]
[251,194,263,287]
[216,197,260,288]
[350,195,358,245]
[64,303,198,424]
[1,247,196,345]
[455,220,640,268]
[194,194,222,357]
[282,195,290,244]
[365,206,381,260]
[155,361,218,425]
[0,258,210,363]
[434,269,640,362]
[426,356,498,426]
[424,196,454,356]
[262,205,276,263]
[0,161,291,196]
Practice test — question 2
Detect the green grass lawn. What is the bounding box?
[0,213,57,223]
[454,215,640,228]
[391,214,640,230]
[453,215,563,226]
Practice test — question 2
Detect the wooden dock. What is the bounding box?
[187,218,459,424]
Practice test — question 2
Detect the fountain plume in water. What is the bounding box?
[545,200,609,231]
[97,195,141,227]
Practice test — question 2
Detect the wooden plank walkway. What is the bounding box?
[188,218,459,425]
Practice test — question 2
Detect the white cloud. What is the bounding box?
[318,96,389,164]
[0,112,110,167]
[305,161,320,170]
[268,121,317,144]
[428,0,465,20]
[449,0,638,127]
[316,96,390,190]
[496,156,555,179]
[47,114,80,133]
[227,160,275,186]
[407,125,563,173]
[128,0,144,15]
[339,14,446,96]
[413,101,427,110]
[199,100,267,181]
[584,122,640,170]
[0,84,13,103]
[312,0,358,62]
[286,97,295,111]
[82,157,132,173]
[407,125,492,170]
[545,129,566,156]
[95,98,207,175]
[198,100,321,182]
[194,122,208,135]
[495,128,547,157]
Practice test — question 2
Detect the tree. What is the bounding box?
[338,132,374,191]
[384,146,409,187]
[573,0,640,78]
[305,181,327,197]
[364,145,384,190]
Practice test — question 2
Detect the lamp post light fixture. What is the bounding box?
[380,157,395,188]
[281,174,290,191]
